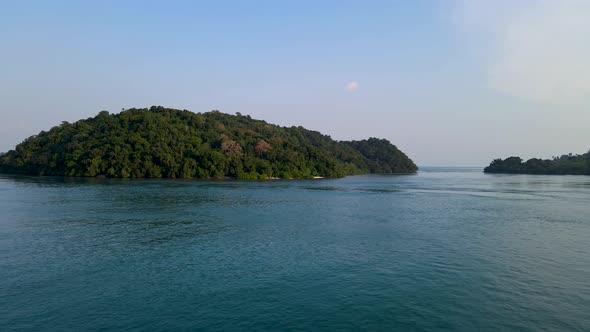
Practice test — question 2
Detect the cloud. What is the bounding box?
[456,0,590,107]
[345,81,359,93]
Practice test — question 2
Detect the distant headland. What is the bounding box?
[0,106,417,179]
[484,152,590,175]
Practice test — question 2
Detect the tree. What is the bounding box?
[254,139,272,156]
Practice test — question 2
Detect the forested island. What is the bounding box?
[484,152,590,175]
[0,106,417,179]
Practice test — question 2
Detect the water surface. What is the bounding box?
[1,168,589,331]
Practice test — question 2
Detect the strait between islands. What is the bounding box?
[3,106,587,178]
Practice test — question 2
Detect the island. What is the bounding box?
[0,106,418,179]
[484,153,590,175]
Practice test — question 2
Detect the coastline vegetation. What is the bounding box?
[0,106,417,179]
[484,153,590,175]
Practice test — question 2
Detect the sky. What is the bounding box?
[1,0,589,166]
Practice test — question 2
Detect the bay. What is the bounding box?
[1,168,589,331]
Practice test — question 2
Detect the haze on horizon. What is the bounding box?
[1,0,589,167]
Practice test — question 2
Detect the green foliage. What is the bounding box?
[0,106,418,178]
[484,152,590,175]
[340,138,418,173]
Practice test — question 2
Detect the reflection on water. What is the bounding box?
[1,168,589,331]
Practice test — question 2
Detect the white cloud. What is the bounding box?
[456,0,590,107]
[345,81,359,93]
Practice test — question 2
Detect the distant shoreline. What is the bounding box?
[484,154,590,176]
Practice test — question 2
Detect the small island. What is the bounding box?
[0,106,417,179]
[484,152,590,175]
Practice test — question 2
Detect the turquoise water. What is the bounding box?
[1,168,589,331]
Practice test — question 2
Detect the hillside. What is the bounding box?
[0,106,417,179]
[484,153,590,175]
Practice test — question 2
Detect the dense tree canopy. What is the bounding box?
[0,106,417,179]
[484,152,590,175]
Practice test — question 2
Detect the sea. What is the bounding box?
[1,167,589,331]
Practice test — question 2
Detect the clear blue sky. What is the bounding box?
[1,0,589,166]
